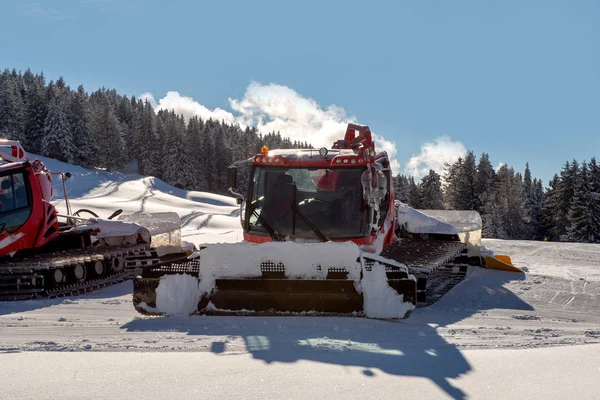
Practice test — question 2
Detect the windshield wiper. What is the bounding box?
[290,185,329,242]
[252,209,284,241]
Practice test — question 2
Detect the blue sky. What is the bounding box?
[0,0,598,185]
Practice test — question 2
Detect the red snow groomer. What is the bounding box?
[0,140,187,300]
[134,124,481,319]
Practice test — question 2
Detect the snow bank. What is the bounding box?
[395,203,482,235]
[197,241,363,296]
[154,274,201,316]
[362,262,415,318]
[396,203,458,235]
[118,212,180,236]
[418,209,482,233]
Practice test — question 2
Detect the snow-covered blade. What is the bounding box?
[134,241,416,319]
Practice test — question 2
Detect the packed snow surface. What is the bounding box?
[1,155,600,399]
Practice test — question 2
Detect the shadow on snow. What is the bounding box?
[122,268,532,399]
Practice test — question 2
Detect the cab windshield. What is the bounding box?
[0,171,32,233]
[246,166,367,239]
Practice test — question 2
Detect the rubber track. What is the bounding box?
[1,244,154,272]
[0,244,160,300]
[45,270,140,299]
[419,264,469,307]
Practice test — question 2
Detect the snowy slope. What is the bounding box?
[38,154,243,245]
[1,156,600,399]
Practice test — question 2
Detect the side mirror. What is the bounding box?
[227,166,237,189]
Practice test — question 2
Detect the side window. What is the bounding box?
[13,173,29,208]
[0,175,16,212]
[0,173,29,213]
[0,172,32,234]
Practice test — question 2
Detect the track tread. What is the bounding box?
[1,244,160,301]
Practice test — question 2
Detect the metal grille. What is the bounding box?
[259,261,353,277]
[260,261,285,273]
[143,259,200,277]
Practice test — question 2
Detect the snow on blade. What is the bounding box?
[362,262,415,319]
[154,274,201,316]
[197,241,362,296]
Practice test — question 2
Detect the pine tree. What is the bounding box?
[69,85,98,167]
[443,158,462,209]
[200,123,218,192]
[493,165,527,239]
[41,98,75,163]
[589,157,600,242]
[22,77,48,153]
[530,178,545,239]
[521,162,539,238]
[185,115,207,190]
[0,70,25,141]
[455,151,477,210]
[474,152,495,212]
[161,112,197,189]
[212,124,232,193]
[541,175,561,240]
[393,175,411,204]
[90,94,126,171]
[481,190,508,239]
[116,96,134,161]
[408,177,421,208]
[556,160,579,240]
[567,162,598,242]
[419,169,444,209]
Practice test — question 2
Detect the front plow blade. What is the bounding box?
[133,241,417,319]
[133,273,416,318]
[210,278,363,314]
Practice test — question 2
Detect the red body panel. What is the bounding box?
[0,161,59,256]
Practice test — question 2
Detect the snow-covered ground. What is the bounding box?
[1,156,600,399]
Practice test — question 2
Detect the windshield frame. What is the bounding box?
[243,164,370,240]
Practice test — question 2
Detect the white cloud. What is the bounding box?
[495,162,506,172]
[405,136,467,179]
[144,91,235,124]
[138,92,157,108]
[143,82,400,169]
